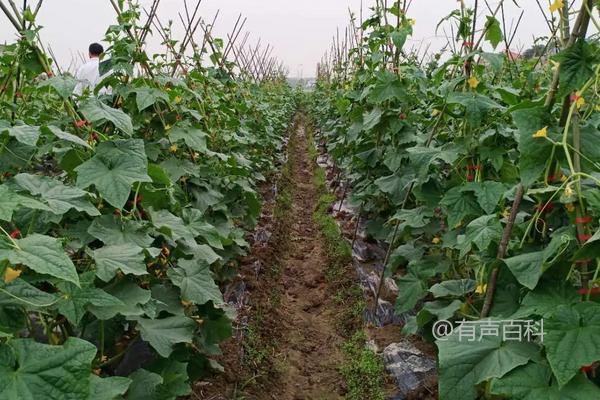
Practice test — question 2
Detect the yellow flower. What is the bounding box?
[565,203,575,212]
[4,267,21,283]
[475,284,487,294]
[576,96,586,109]
[561,175,568,182]
[408,19,416,26]
[164,124,172,131]
[432,237,441,244]
[169,144,178,153]
[549,0,563,13]
[564,183,574,197]
[174,96,182,104]
[431,109,441,117]
[533,126,548,138]
[502,208,511,219]
[467,76,480,89]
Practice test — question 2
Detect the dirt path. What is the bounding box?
[270,117,345,400]
[195,115,347,400]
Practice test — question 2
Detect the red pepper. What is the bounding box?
[466,175,475,182]
[537,202,555,213]
[578,233,592,242]
[74,120,90,129]
[570,93,581,102]
[575,216,593,224]
[9,229,21,239]
[578,287,600,295]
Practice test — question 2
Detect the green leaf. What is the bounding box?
[395,261,437,314]
[88,215,154,248]
[80,98,133,136]
[440,186,482,227]
[545,302,600,387]
[422,299,462,320]
[374,169,416,204]
[553,41,600,97]
[93,245,147,282]
[512,106,554,187]
[430,279,476,298]
[512,283,580,319]
[88,281,151,320]
[447,92,504,126]
[38,76,77,99]
[169,125,207,153]
[151,360,192,398]
[362,108,383,131]
[148,208,195,242]
[391,206,432,229]
[463,181,506,214]
[0,338,96,400]
[168,259,223,305]
[464,214,503,252]
[491,361,600,400]
[131,87,169,112]
[480,53,505,72]
[14,173,99,216]
[75,139,151,209]
[369,73,405,103]
[504,230,574,290]
[42,125,91,149]
[134,316,196,358]
[0,279,58,309]
[390,29,409,50]
[57,277,124,325]
[407,145,460,182]
[159,157,198,181]
[484,16,503,49]
[89,375,132,400]
[127,369,163,400]
[2,124,41,146]
[9,234,79,286]
[182,208,224,249]
[437,321,539,400]
[0,185,51,221]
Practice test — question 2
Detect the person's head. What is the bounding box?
[89,43,104,58]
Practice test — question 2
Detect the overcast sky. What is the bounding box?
[0,0,594,77]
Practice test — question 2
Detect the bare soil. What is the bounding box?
[194,115,347,400]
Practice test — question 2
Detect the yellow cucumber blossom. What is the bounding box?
[564,183,574,197]
[4,267,21,283]
[432,237,441,244]
[467,76,480,89]
[533,126,548,138]
[169,144,178,153]
[475,284,487,294]
[550,0,563,13]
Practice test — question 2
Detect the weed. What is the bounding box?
[340,331,386,400]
